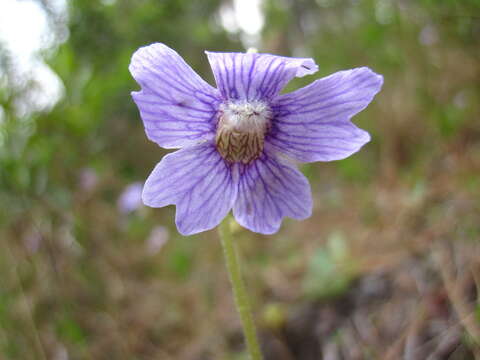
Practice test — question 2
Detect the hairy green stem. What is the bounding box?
[219,219,263,360]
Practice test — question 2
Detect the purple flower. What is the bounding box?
[117,182,144,213]
[129,43,383,235]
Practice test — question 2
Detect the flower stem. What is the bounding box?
[219,218,263,360]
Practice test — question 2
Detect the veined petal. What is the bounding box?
[143,143,238,235]
[267,67,383,162]
[233,151,312,234]
[130,43,221,149]
[205,51,318,101]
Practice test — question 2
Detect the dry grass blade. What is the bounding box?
[435,242,480,359]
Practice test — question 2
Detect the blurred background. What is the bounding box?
[1,0,480,359]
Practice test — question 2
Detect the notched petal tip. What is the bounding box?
[141,166,166,208]
[269,65,381,163]
[141,186,156,208]
[175,216,215,236]
[295,58,319,77]
[361,129,372,145]
[130,90,142,100]
[129,42,169,71]
[141,144,239,236]
[129,42,219,149]
[205,50,320,100]
[233,153,313,235]
[129,43,185,89]
[356,66,384,93]
[325,128,372,162]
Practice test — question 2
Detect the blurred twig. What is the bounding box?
[384,303,427,360]
[435,242,480,359]
[0,236,47,360]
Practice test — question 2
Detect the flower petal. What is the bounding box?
[130,43,221,149]
[267,67,383,162]
[143,143,238,235]
[233,152,312,234]
[205,51,318,101]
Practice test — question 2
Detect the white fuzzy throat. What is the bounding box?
[215,101,271,164]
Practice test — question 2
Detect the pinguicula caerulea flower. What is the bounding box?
[129,43,383,235]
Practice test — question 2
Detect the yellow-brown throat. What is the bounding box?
[215,101,272,164]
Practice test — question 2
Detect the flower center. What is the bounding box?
[215,101,271,164]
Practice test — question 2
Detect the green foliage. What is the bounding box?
[166,239,194,279]
[56,311,88,345]
[302,231,357,300]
